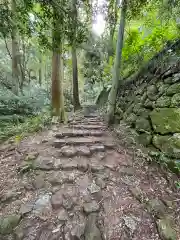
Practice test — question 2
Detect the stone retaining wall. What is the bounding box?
[116,54,180,165]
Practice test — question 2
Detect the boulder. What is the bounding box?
[158,83,170,95]
[83,201,100,214]
[0,214,21,234]
[171,93,180,107]
[155,96,171,108]
[125,113,137,126]
[172,73,180,83]
[138,133,152,146]
[150,108,180,134]
[84,213,102,240]
[135,118,151,133]
[166,83,180,96]
[152,134,180,158]
[156,217,177,240]
[147,85,159,100]
[164,77,172,84]
[144,99,155,108]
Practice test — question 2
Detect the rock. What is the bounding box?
[171,93,180,107]
[91,162,104,172]
[19,202,33,215]
[25,152,39,161]
[164,77,172,84]
[0,214,21,234]
[133,103,142,114]
[166,83,180,95]
[172,73,180,83]
[95,178,106,189]
[60,146,77,157]
[33,193,52,219]
[147,85,158,100]
[71,224,85,240]
[119,167,136,175]
[77,146,91,156]
[144,99,155,108]
[147,199,166,217]
[85,213,102,240]
[51,191,64,209]
[158,83,170,94]
[57,208,68,221]
[129,187,143,202]
[138,133,152,146]
[90,145,105,153]
[156,217,177,240]
[125,113,137,126]
[62,197,74,210]
[88,183,101,194]
[32,175,45,189]
[155,96,171,107]
[1,190,21,202]
[83,201,100,214]
[150,108,180,134]
[123,215,138,233]
[136,108,150,119]
[135,117,151,133]
[152,134,180,158]
[34,156,54,170]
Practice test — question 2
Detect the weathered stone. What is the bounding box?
[135,118,151,133]
[85,213,102,240]
[135,108,150,118]
[1,190,21,202]
[19,203,33,215]
[88,183,101,194]
[172,73,180,83]
[90,145,105,153]
[119,167,136,175]
[150,108,180,134]
[147,199,166,217]
[166,83,180,95]
[83,201,100,214]
[62,197,74,210]
[144,99,155,108]
[32,175,45,189]
[147,85,159,100]
[156,96,171,107]
[51,191,64,209]
[125,113,137,126]
[60,146,77,157]
[129,187,143,202]
[91,162,104,172]
[24,152,39,161]
[123,215,138,233]
[133,103,142,114]
[57,208,68,221]
[171,93,180,107]
[33,194,52,219]
[158,83,170,95]
[164,77,172,84]
[77,146,91,156]
[152,134,180,158]
[125,104,134,115]
[34,156,54,170]
[138,133,152,146]
[0,214,21,234]
[156,218,177,240]
[95,178,106,189]
[71,224,85,240]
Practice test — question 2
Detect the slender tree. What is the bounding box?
[71,0,81,110]
[107,0,127,124]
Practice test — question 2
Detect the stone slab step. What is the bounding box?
[69,125,106,130]
[69,122,105,126]
[55,130,104,138]
[53,137,105,148]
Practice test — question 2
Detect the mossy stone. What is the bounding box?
[138,133,152,146]
[152,134,180,158]
[147,85,159,100]
[155,96,171,107]
[135,117,151,133]
[144,99,155,108]
[171,93,180,107]
[0,215,21,234]
[125,113,137,126]
[150,108,180,134]
[156,217,177,240]
[166,83,180,96]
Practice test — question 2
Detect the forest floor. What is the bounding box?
[0,106,180,240]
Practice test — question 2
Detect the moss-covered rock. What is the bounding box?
[166,83,180,96]
[138,133,152,146]
[157,82,170,95]
[155,96,171,107]
[126,104,134,115]
[147,85,159,100]
[164,77,172,84]
[135,117,151,133]
[144,99,155,108]
[172,73,180,83]
[152,134,180,158]
[156,217,177,240]
[0,215,21,234]
[125,113,137,126]
[171,93,180,107]
[150,108,180,134]
[135,108,150,118]
[133,103,142,114]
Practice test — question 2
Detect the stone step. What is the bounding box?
[55,130,104,138]
[69,121,105,126]
[69,125,106,130]
[53,137,105,148]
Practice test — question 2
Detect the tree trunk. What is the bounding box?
[51,12,65,122]
[39,55,42,86]
[107,0,127,124]
[71,0,81,111]
[11,0,19,95]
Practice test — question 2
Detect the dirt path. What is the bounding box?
[0,109,179,240]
